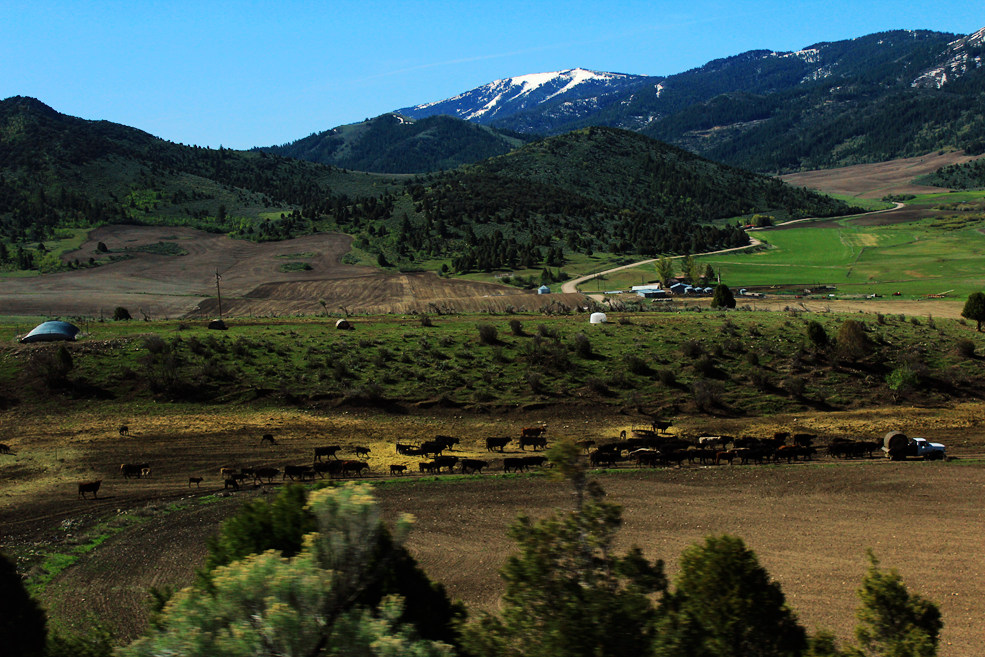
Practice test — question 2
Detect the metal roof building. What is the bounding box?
[20,321,80,343]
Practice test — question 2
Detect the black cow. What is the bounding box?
[521,455,548,468]
[503,457,526,473]
[433,455,459,473]
[314,445,342,461]
[283,465,314,480]
[433,435,460,451]
[485,436,511,452]
[353,446,371,458]
[120,463,149,479]
[519,436,547,451]
[253,467,280,483]
[461,459,489,474]
[420,440,446,457]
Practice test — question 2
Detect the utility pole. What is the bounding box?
[215,269,223,320]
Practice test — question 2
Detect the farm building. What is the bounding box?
[669,283,691,295]
[537,285,551,294]
[20,320,80,343]
[637,289,668,298]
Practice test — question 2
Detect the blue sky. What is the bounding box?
[2,1,981,149]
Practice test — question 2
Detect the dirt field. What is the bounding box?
[1,403,984,654]
[780,151,981,199]
[0,225,587,318]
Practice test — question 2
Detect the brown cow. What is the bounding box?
[521,426,547,439]
[342,460,369,477]
[78,480,101,499]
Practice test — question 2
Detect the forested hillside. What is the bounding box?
[0,98,859,278]
[260,114,532,174]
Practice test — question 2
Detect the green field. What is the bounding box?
[596,193,985,299]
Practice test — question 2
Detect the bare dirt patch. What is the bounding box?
[780,151,983,199]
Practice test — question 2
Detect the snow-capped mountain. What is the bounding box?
[396,68,654,127]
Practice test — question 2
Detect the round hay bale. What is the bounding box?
[883,431,908,452]
[589,312,607,324]
[208,319,228,331]
[335,318,353,330]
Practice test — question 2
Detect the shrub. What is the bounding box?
[692,379,725,412]
[954,339,976,358]
[836,320,870,362]
[744,351,760,366]
[113,306,132,321]
[585,377,610,395]
[537,324,559,339]
[657,369,677,386]
[782,376,807,399]
[751,370,773,392]
[477,324,498,345]
[681,340,704,359]
[420,315,434,327]
[143,335,168,355]
[526,371,547,394]
[693,355,717,377]
[886,364,920,401]
[623,354,651,375]
[571,332,593,358]
[806,320,829,349]
[509,319,525,336]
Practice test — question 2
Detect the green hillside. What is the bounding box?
[0,98,860,280]
[260,113,532,174]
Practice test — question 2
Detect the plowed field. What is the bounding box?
[0,225,587,319]
[1,403,984,655]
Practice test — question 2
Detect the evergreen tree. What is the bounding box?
[0,552,47,657]
[960,291,985,332]
[711,284,736,309]
[462,441,665,657]
[653,535,808,657]
[853,551,942,657]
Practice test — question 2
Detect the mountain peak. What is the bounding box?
[396,68,653,126]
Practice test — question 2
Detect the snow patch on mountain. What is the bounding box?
[912,27,985,88]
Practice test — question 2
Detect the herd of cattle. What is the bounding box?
[65,424,896,500]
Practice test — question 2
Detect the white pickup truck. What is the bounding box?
[883,431,946,460]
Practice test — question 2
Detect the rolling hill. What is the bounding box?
[259,113,533,174]
[0,97,859,279]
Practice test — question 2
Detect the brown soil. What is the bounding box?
[0,225,588,319]
[780,151,983,199]
[1,403,984,654]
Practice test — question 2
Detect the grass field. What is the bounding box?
[595,193,985,299]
